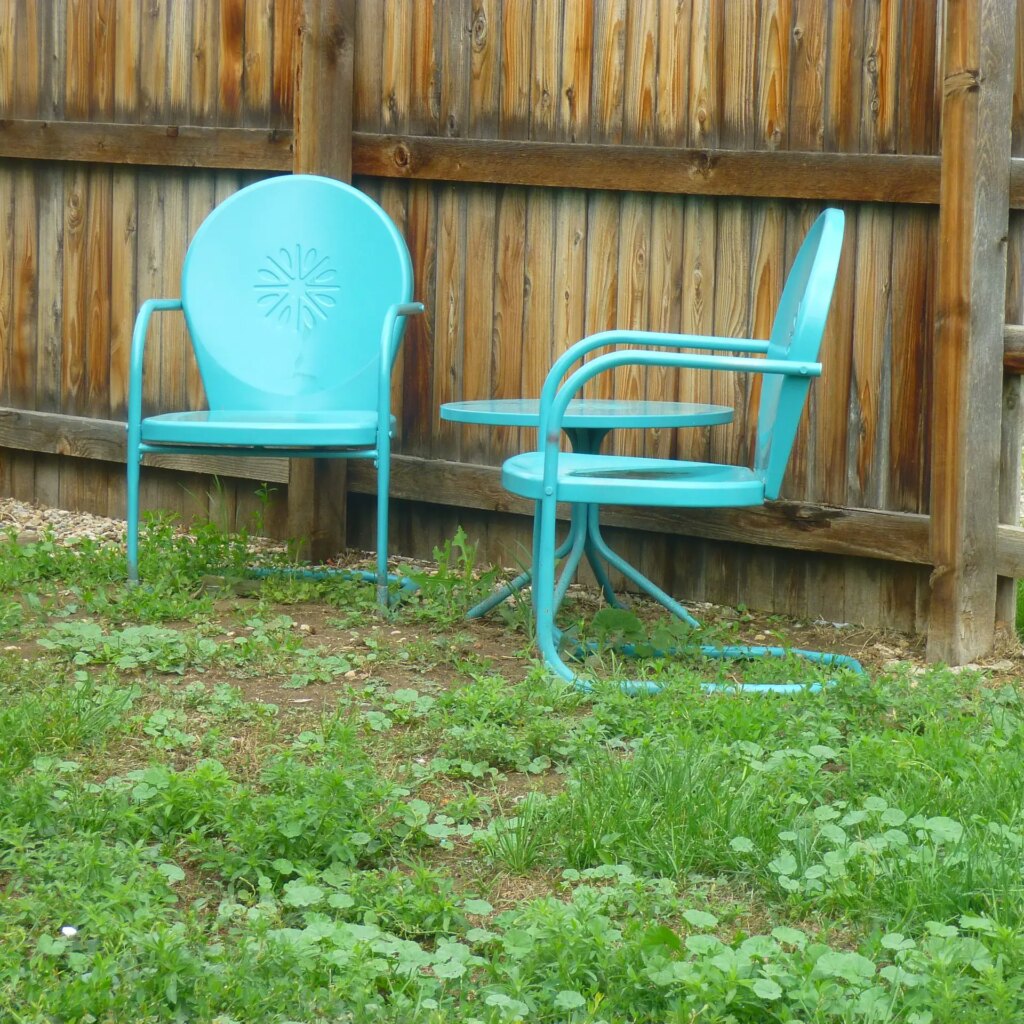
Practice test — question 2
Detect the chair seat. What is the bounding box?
[141,409,393,448]
[502,452,765,507]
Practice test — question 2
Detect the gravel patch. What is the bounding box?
[0,498,125,547]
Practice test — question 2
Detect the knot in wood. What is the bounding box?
[393,143,411,170]
[472,10,488,50]
[944,68,981,96]
[692,151,714,178]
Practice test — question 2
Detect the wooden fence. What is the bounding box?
[0,0,1023,662]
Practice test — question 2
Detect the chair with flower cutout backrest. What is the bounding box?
[126,174,424,606]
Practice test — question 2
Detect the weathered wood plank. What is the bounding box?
[271,0,297,125]
[293,0,355,179]
[847,204,893,507]
[997,0,1024,626]
[15,117,1024,209]
[1004,323,1024,372]
[487,187,526,460]
[928,0,1016,663]
[0,119,293,169]
[0,160,14,414]
[290,0,356,557]
[33,161,62,509]
[167,0,192,123]
[351,0,383,133]
[9,164,35,413]
[888,212,935,512]
[344,452,938,568]
[460,187,497,463]
[521,188,558,442]
[220,0,245,124]
[433,184,465,458]
[996,523,1024,579]
[559,0,593,143]
[112,0,139,124]
[244,0,274,126]
[353,133,947,204]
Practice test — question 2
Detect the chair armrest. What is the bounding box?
[127,299,183,440]
[383,302,426,372]
[539,330,770,419]
[539,349,820,461]
[377,301,425,436]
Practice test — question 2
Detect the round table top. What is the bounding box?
[440,398,734,429]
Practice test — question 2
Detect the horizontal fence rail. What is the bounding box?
[6,119,1024,208]
[4,405,1024,583]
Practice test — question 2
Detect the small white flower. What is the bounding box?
[60,926,78,938]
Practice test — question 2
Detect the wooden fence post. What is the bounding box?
[287,0,356,560]
[929,0,1017,663]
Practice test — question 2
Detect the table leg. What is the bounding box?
[584,505,701,628]
[582,520,624,607]
[553,502,591,608]
[464,512,578,619]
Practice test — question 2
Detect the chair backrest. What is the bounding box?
[181,174,414,412]
[754,208,845,498]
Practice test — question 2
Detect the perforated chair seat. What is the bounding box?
[141,409,395,448]
[502,452,765,507]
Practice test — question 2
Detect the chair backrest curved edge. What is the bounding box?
[755,208,845,499]
[180,174,414,412]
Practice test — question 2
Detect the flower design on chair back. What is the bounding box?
[254,245,340,330]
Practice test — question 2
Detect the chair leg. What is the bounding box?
[375,455,389,609]
[586,506,700,627]
[532,499,574,683]
[126,443,141,584]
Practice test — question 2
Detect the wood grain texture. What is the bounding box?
[998,0,1024,625]
[928,0,1015,663]
[21,117,1024,209]
[344,452,943,567]
[292,0,354,176]
[290,0,356,557]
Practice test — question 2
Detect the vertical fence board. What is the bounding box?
[928,0,1015,661]
[490,188,526,459]
[271,0,296,124]
[244,0,274,125]
[559,0,593,143]
[997,0,1024,628]
[190,0,218,125]
[461,187,497,463]
[220,0,246,124]
[399,182,437,463]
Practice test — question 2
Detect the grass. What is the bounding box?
[1,512,1023,1022]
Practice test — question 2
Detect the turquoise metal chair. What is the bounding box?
[502,209,863,691]
[126,174,424,606]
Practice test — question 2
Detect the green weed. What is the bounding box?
[2,525,1024,1021]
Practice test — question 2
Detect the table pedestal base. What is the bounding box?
[466,502,700,628]
[463,424,706,627]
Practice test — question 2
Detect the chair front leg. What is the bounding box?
[375,450,390,610]
[126,441,142,584]
[533,496,577,685]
